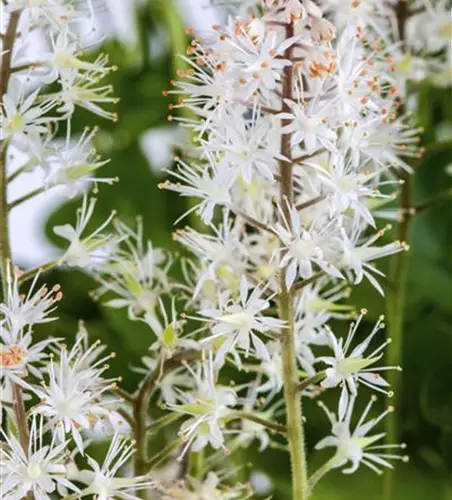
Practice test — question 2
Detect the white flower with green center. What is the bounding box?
[145,298,198,358]
[42,31,115,85]
[198,277,286,364]
[46,128,116,196]
[206,107,284,183]
[316,395,408,475]
[0,87,56,146]
[175,213,247,300]
[318,312,401,419]
[54,195,116,269]
[94,219,172,319]
[78,434,155,499]
[49,72,119,120]
[168,354,237,457]
[0,416,78,499]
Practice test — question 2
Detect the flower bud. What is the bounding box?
[311,18,337,43]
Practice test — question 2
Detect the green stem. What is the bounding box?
[0,144,11,302]
[132,350,200,480]
[384,3,412,499]
[146,412,182,435]
[297,371,327,393]
[280,290,309,499]
[278,23,309,499]
[384,176,413,498]
[8,186,46,210]
[308,457,338,495]
[229,411,287,435]
[147,438,182,470]
[17,259,59,284]
[188,448,204,479]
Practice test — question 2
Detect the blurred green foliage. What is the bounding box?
[25,1,451,498]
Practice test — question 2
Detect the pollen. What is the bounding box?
[0,345,25,368]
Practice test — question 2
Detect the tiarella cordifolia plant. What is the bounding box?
[0,0,450,499]
[0,1,154,499]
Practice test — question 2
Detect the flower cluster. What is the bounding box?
[1,0,448,499]
[1,0,118,202]
[0,1,152,498]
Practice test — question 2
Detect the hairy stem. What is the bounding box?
[278,24,309,500]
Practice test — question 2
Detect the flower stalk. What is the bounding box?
[278,23,309,500]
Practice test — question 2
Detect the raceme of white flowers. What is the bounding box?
[0,0,449,499]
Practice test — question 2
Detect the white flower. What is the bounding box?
[6,0,94,32]
[94,219,172,319]
[318,0,394,36]
[232,31,295,99]
[316,395,408,475]
[145,298,198,358]
[0,87,56,145]
[169,354,237,457]
[34,327,118,453]
[306,156,386,226]
[79,434,156,499]
[318,312,400,419]
[331,226,407,295]
[41,30,114,85]
[161,156,234,224]
[54,195,116,268]
[340,117,423,171]
[198,277,286,363]
[278,99,337,154]
[46,127,116,195]
[205,107,284,183]
[0,324,57,388]
[175,213,248,300]
[0,416,78,499]
[0,267,62,337]
[50,73,118,120]
[406,0,452,54]
[273,204,343,289]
